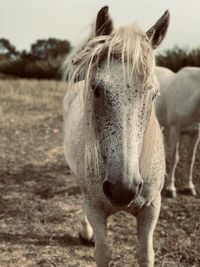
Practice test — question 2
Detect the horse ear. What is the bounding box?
[146,10,170,49]
[96,6,113,36]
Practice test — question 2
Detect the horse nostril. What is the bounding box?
[103,180,114,201]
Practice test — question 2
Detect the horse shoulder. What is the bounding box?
[165,67,200,127]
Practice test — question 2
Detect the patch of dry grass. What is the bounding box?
[0,79,199,267]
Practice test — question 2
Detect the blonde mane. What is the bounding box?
[66,24,158,178]
[67,24,156,88]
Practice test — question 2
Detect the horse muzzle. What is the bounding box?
[102,178,143,207]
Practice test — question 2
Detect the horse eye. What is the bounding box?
[91,84,102,98]
[151,91,158,102]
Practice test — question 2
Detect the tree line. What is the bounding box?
[0,38,71,79]
[0,38,200,79]
[156,46,200,72]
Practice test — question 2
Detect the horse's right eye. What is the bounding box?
[91,84,102,98]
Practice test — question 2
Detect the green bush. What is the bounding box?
[0,57,64,79]
[0,37,71,79]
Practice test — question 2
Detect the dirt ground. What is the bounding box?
[0,79,199,267]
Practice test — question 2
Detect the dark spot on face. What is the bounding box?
[91,83,103,98]
[102,154,107,162]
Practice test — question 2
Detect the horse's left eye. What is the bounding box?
[91,84,102,98]
[151,91,158,102]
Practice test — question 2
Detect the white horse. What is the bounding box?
[63,6,169,267]
[156,66,200,198]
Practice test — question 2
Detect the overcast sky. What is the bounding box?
[0,0,200,52]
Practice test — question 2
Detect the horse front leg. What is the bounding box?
[79,212,94,244]
[84,199,111,267]
[136,194,161,267]
[180,127,200,196]
[166,125,180,198]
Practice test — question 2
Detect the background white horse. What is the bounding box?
[156,66,200,198]
[63,6,169,267]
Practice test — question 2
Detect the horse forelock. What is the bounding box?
[68,24,157,89]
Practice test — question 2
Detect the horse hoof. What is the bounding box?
[79,233,94,246]
[163,189,177,199]
[179,188,197,196]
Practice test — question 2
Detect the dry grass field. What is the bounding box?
[0,79,199,267]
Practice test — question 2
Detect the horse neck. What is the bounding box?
[139,107,160,176]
